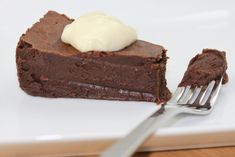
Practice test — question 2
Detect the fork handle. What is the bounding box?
[100,105,181,157]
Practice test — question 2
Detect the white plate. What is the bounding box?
[0,0,235,156]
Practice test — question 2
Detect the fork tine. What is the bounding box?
[187,87,202,104]
[199,81,216,106]
[204,78,223,108]
[168,87,185,103]
[182,77,223,110]
[168,77,223,111]
[191,86,206,106]
[177,86,191,103]
[178,86,194,104]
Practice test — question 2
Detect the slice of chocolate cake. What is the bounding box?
[179,49,228,87]
[16,11,171,103]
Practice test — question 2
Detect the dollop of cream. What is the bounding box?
[61,12,137,52]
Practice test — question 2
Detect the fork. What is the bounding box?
[100,77,223,157]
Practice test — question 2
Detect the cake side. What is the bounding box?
[159,50,171,103]
[16,41,170,102]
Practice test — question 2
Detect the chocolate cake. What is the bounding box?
[16,11,171,103]
[179,49,228,87]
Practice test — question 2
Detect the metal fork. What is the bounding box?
[101,77,223,157]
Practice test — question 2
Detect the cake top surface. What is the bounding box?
[179,49,228,87]
[20,11,164,59]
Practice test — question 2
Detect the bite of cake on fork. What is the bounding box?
[101,49,229,157]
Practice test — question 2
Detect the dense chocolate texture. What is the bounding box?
[16,11,171,103]
[179,49,228,87]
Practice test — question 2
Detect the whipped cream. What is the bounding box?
[61,12,137,52]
